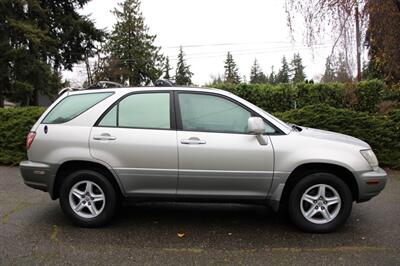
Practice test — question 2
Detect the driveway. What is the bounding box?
[0,166,399,265]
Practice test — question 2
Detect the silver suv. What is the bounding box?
[20,86,387,232]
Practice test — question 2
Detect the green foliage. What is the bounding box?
[274,105,400,168]
[290,53,306,83]
[164,57,172,80]
[213,83,296,112]
[175,46,193,85]
[213,80,388,113]
[0,103,399,168]
[0,107,45,165]
[354,80,384,112]
[321,56,336,83]
[0,0,105,106]
[296,83,346,109]
[104,0,164,86]
[224,52,241,84]
[249,59,268,84]
[276,56,290,83]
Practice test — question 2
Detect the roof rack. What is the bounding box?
[86,81,125,90]
[154,79,175,87]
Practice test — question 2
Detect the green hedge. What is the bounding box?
[0,107,46,165]
[213,80,387,113]
[274,104,400,168]
[0,101,399,169]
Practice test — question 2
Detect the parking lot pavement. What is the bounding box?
[0,166,399,265]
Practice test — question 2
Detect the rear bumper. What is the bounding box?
[355,167,387,202]
[19,161,57,195]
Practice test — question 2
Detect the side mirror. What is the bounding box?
[248,117,266,135]
[248,117,268,145]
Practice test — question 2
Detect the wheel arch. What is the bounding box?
[279,163,359,211]
[51,160,125,200]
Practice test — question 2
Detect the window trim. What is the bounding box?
[41,92,114,125]
[94,91,176,131]
[174,91,284,135]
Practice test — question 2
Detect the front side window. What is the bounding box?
[43,92,113,124]
[98,92,171,129]
[178,93,251,133]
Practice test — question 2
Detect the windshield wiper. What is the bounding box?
[291,124,303,132]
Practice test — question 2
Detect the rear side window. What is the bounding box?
[42,92,113,124]
[97,92,171,129]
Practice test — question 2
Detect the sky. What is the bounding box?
[63,0,335,86]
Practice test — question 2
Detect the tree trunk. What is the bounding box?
[0,82,4,108]
[355,5,362,81]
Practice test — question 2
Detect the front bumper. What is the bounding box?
[355,167,387,202]
[19,161,57,194]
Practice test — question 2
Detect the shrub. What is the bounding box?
[214,83,296,112]
[295,83,346,109]
[353,79,385,112]
[274,104,400,168]
[213,80,390,113]
[0,107,46,165]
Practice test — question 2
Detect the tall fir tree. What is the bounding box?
[276,56,290,83]
[105,0,164,86]
[224,52,241,84]
[321,56,336,83]
[290,53,306,83]
[249,59,267,84]
[0,0,104,106]
[175,46,193,85]
[164,57,172,80]
[335,52,352,83]
[268,66,277,84]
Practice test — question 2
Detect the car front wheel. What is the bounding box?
[288,172,353,233]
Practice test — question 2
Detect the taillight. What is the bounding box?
[26,132,36,150]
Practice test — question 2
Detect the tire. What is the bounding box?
[288,172,353,233]
[59,169,117,227]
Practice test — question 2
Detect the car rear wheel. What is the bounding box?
[59,170,117,227]
[288,172,353,233]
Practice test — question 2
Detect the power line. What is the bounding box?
[163,40,301,49]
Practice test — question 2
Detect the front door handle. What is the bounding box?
[181,137,206,145]
[93,133,117,141]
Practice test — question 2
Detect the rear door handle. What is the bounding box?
[93,133,117,141]
[181,137,206,145]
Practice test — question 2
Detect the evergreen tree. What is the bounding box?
[164,57,172,80]
[250,59,267,84]
[290,53,306,83]
[321,56,336,83]
[276,56,290,83]
[175,46,193,85]
[268,66,276,84]
[224,52,241,84]
[0,0,105,106]
[105,0,164,86]
[335,52,352,83]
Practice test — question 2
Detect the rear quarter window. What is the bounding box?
[42,92,113,124]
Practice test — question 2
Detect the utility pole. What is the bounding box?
[355,3,362,81]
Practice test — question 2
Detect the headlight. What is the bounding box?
[360,149,379,168]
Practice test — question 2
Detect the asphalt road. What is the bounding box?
[0,166,399,265]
